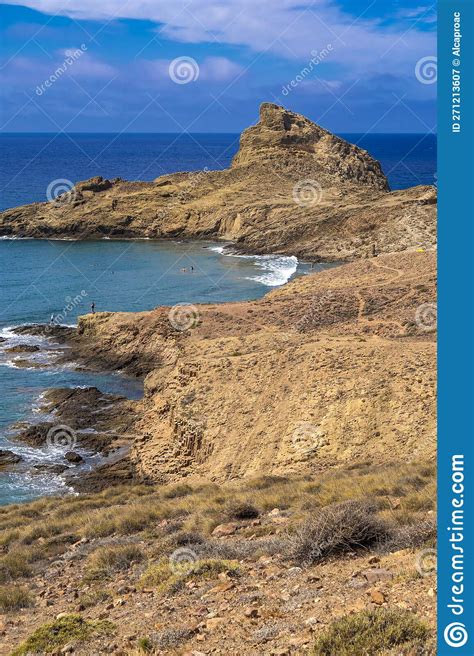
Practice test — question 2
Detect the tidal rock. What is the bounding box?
[0,449,22,466]
[65,451,84,464]
[5,344,40,353]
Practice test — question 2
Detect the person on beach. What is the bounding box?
[91,302,95,314]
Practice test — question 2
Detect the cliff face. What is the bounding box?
[70,250,436,484]
[0,103,436,261]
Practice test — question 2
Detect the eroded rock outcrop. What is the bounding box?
[0,103,436,261]
[65,250,436,484]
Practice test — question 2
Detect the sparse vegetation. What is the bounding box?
[84,544,145,581]
[10,614,115,656]
[0,584,34,611]
[311,608,430,656]
[139,558,239,594]
[0,463,436,653]
[224,499,260,520]
[289,499,389,565]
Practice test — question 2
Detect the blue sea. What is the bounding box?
[0,133,436,504]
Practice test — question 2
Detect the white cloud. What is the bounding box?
[3,0,436,76]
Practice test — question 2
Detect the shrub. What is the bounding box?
[289,499,388,565]
[162,483,193,499]
[0,550,34,582]
[84,544,145,581]
[311,608,429,656]
[224,500,260,520]
[0,585,34,611]
[11,615,115,656]
[382,519,436,552]
[137,636,154,653]
[77,588,111,609]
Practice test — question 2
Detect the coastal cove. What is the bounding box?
[0,238,316,504]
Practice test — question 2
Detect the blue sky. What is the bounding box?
[0,1,437,133]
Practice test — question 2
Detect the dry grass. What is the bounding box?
[84,544,145,581]
[139,558,239,594]
[0,461,435,588]
[0,584,34,612]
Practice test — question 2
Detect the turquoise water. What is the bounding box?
[0,238,313,504]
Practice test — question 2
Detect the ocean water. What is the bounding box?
[0,133,437,504]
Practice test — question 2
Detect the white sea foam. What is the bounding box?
[208,247,299,286]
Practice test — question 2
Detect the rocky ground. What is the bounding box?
[0,103,436,262]
[45,250,434,487]
[0,463,436,656]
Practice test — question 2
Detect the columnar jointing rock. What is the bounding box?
[0,103,436,261]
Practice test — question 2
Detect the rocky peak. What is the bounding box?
[232,102,389,190]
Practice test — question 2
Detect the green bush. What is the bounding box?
[312,608,429,656]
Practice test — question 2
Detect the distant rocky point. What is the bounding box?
[0,103,436,261]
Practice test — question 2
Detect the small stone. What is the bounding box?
[363,568,393,584]
[244,607,260,618]
[288,566,302,576]
[268,508,281,516]
[271,648,290,656]
[64,451,84,464]
[56,612,69,620]
[368,588,386,605]
[211,523,237,537]
[206,617,224,630]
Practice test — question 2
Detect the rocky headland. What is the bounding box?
[0,103,436,262]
